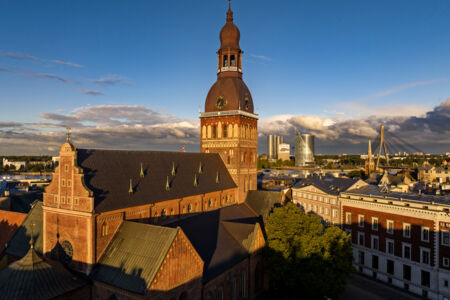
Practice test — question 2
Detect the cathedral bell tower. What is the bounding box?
[200,2,258,203]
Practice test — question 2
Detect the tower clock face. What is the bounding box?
[216,96,226,110]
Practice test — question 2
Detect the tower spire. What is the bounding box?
[226,0,233,22]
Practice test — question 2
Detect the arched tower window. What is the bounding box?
[228,124,233,138]
[202,125,206,138]
[223,124,228,138]
[230,55,236,66]
[101,222,108,237]
[212,125,217,138]
[223,55,228,67]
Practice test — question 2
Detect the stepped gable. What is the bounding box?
[166,204,262,282]
[0,242,87,299]
[5,201,43,258]
[76,149,236,212]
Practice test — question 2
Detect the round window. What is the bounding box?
[61,240,73,263]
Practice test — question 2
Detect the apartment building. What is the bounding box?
[292,176,367,224]
[340,185,450,300]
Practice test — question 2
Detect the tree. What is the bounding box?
[264,203,353,299]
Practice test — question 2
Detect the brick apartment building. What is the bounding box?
[341,185,450,300]
[292,175,450,300]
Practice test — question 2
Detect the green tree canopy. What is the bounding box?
[264,202,353,299]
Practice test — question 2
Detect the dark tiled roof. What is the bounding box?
[165,204,261,283]
[293,176,363,195]
[91,221,178,294]
[0,245,87,300]
[343,185,450,205]
[77,149,236,212]
[244,190,283,222]
[0,210,27,254]
[5,201,43,258]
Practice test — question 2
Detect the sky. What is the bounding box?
[1,0,450,155]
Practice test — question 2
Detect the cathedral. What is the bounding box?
[0,4,268,300]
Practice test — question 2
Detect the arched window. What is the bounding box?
[188,204,192,213]
[161,209,167,218]
[223,55,228,67]
[202,125,206,138]
[223,124,228,138]
[101,222,108,237]
[227,156,230,164]
[216,287,223,300]
[228,124,233,138]
[240,271,246,298]
[208,199,212,208]
[212,125,217,139]
[255,262,264,291]
[230,55,236,66]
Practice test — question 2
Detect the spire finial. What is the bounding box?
[226,0,233,22]
[140,162,145,178]
[66,127,71,142]
[30,222,35,249]
[128,178,133,195]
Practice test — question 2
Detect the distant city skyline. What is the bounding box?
[1,0,450,155]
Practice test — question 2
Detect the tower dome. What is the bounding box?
[219,8,240,49]
[204,2,254,113]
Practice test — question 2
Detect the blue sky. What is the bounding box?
[1,0,450,155]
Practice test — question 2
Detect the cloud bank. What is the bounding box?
[0,100,449,155]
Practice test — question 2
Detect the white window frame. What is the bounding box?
[319,206,323,214]
[325,197,329,203]
[372,217,379,231]
[358,215,365,228]
[319,196,323,202]
[420,247,430,265]
[403,223,411,238]
[325,207,330,215]
[386,239,394,255]
[403,243,412,260]
[332,209,338,218]
[332,198,337,205]
[358,232,365,246]
[346,212,351,224]
[443,257,450,267]
[387,220,394,234]
[442,230,450,246]
[371,235,379,251]
[421,226,430,242]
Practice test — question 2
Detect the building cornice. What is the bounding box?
[200,110,258,120]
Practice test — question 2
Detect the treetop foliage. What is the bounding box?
[264,202,353,300]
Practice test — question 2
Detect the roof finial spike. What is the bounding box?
[226,0,233,22]
[66,126,71,142]
[171,162,176,176]
[128,178,133,195]
[165,176,170,191]
[29,222,35,249]
[140,162,145,178]
[194,173,198,187]
[216,171,220,183]
[198,162,203,174]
